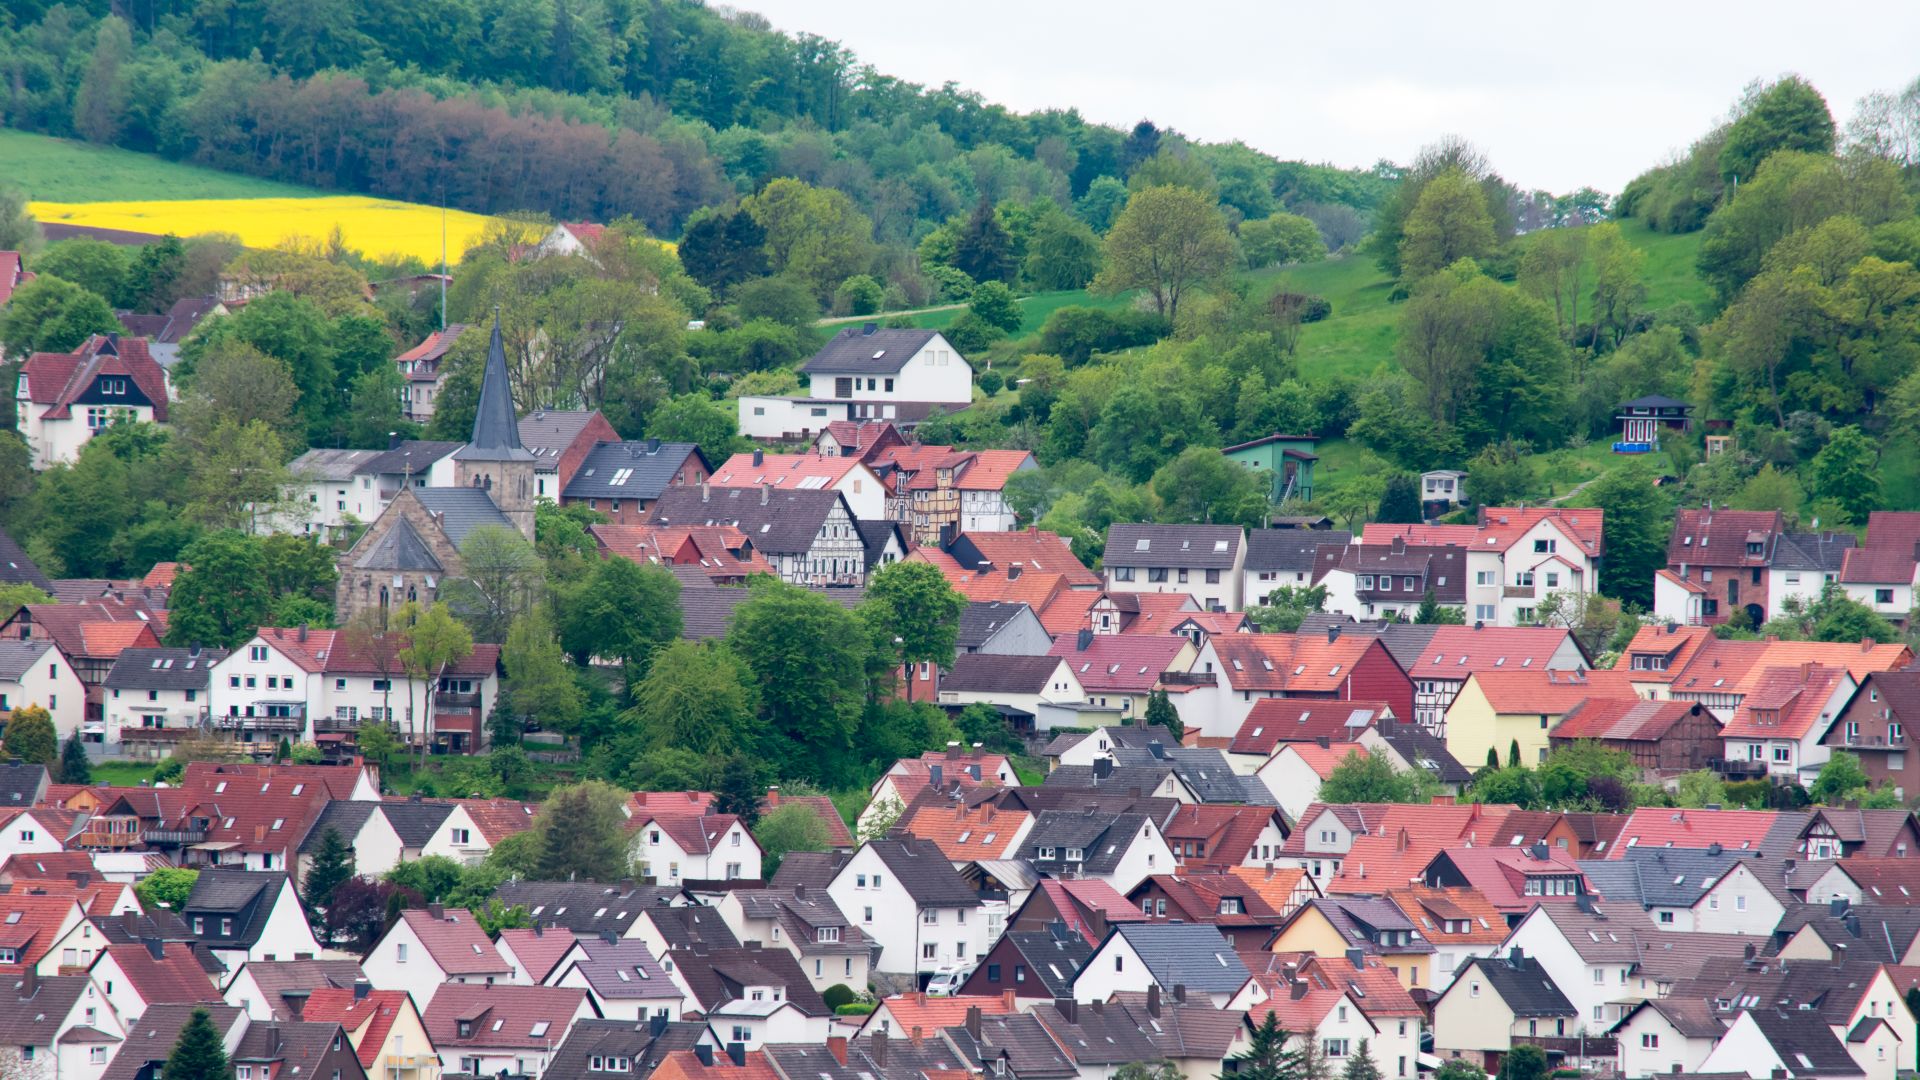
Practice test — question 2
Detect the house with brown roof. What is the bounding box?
[1046,631,1195,721]
[1321,538,1468,622]
[1840,512,1920,626]
[518,409,620,501]
[17,333,170,468]
[362,906,519,1010]
[1267,896,1437,991]
[1719,663,1857,784]
[85,938,221,1023]
[394,324,472,424]
[1007,879,1151,945]
[1231,953,1420,1078]
[1362,506,1605,629]
[868,446,1037,546]
[631,811,760,885]
[1384,885,1510,990]
[1158,804,1290,873]
[304,984,436,1080]
[0,969,130,1080]
[1127,872,1287,950]
[1824,670,1920,798]
[2,601,162,733]
[1444,667,1639,770]
[710,887,871,993]
[1549,697,1720,773]
[422,983,596,1080]
[1179,629,1415,738]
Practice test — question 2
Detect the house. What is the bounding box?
[558,440,713,524]
[536,222,608,258]
[1769,532,1857,619]
[1243,529,1351,609]
[629,812,761,884]
[938,1009,1082,1080]
[1018,810,1175,895]
[1696,1009,1869,1080]
[1007,879,1151,946]
[1362,507,1606,628]
[1157,803,1291,872]
[710,887,870,992]
[180,870,323,972]
[869,446,1038,546]
[648,487,864,588]
[959,924,1093,1002]
[17,333,170,468]
[303,985,437,1080]
[1677,949,1915,1080]
[1069,922,1249,1007]
[1416,843,1593,921]
[1841,513,1920,625]
[1431,951,1578,1074]
[1576,849,1787,934]
[0,639,86,742]
[1549,697,1721,774]
[947,530,1102,591]
[1177,630,1415,738]
[0,528,52,593]
[1443,668,1637,770]
[492,881,679,940]
[1085,592,1198,637]
[1661,508,1784,626]
[1422,470,1467,517]
[1046,631,1195,721]
[99,1003,246,1080]
[1384,886,1510,990]
[1320,539,1468,623]
[669,945,833,1049]
[101,646,223,754]
[518,409,621,501]
[1498,902,1742,1033]
[1614,395,1693,453]
[547,937,684,1021]
[421,983,596,1080]
[220,958,368,1019]
[1720,664,1855,783]
[1610,996,1726,1077]
[1039,725,1174,771]
[1222,433,1318,502]
[933,655,1083,731]
[1128,872,1285,949]
[3,601,162,734]
[1356,721,1477,794]
[1257,743,1370,821]
[1231,959,1405,1080]
[544,1017,709,1080]
[348,439,463,518]
[1603,807,1793,860]
[955,602,1051,658]
[0,251,34,306]
[1102,524,1247,611]
[0,970,129,1080]
[1401,624,1590,733]
[1038,991,1247,1080]
[270,449,384,540]
[591,524,773,585]
[813,420,906,461]
[1616,625,1909,718]
[738,327,972,440]
[362,905,517,1010]
[1267,897,1436,991]
[825,838,989,976]
[1824,671,1920,798]
[894,797,1034,864]
[82,938,221,1025]
[393,324,473,424]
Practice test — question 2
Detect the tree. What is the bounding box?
[678,207,768,296]
[1434,1062,1487,1080]
[1293,1032,1334,1080]
[1245,586,1328,633]
[968,281,1023,334]
[953,198,1014,284]
[1342,1041,1382,1080]
[1811,751,1872,804]
[1151,447,1270,529]
[35,240,132,306]
[628,641,758,757]
[727,580,869,784]
[532,780,631,883]
[59,733,90,785]
[742,179,874,301]
[166,532,269,649]
[1375,475,1423,524]
[1023,204,1102,290]
[0,276,120,358]
[502,607,581,735]
[443,526,542,643]
[712,756,764,827]
[1094,185,1236,321]
[1811,426,1880,525]
[645,395,739,472]
[1470,765,1542,809]
[1496,1043,1548,1080]
[166,1008,231,1080]
[134,867,198,912]
[1399,169,1497,281]
[302,827,355,932]
[1415,590,1465,625]
[1721,76,1837,182]
[557,557,682,681]
[396,601,474,764]
[1222,1012,1292,1080]
[1580,463,1671,607]
[1320,752,1435,804]
[1240,213,1326,268]
[861,562,968,687]
[1675,769,1728,808]
[0,189,37,257]
[1115,1063,1182,1080]
[1144,689,1181,741]
[1,705,57,767]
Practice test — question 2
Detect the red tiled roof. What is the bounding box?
[1718,664,1850,741]
[626,790,715,815]
[1208,633,1381,692]
[21,335,170,422]
[1231,699,1393,754]
[1223,866,1314,917]
[78,621,159,659]
[141,563,181,588]
[1466,668,1638,713]
[1160,804,1283,871]
[1424,845,1587,913]
[1384,886,1508,945]
[1404,625,1579,681]
[760,791,852,848]
[1619,625,1715,684]
[1047,634,1189,693]
[940,529,1102,589]
[634,812,744,856]
[652,1050,781,1080]
[0,892,82,966]
[496,929,575,984]
[869,993,1016,1036]
[104,940,220,1005]
[421,983,587,1048]
[1280,742,1367,779]
[304,987,410,1068]
[1552,698,1705,742]
[1841,512,1920,584]
[456,799,541,844]
[899,800,1029,861]
[181,761,367,801]
[1605,807,1781,858]
[0,852,95,882]
[164,786,331,854]
[949,449,1034,491]
[563,223,607,244]
[1327,832,1449,894]
[591,524,773,580]
[397,909,510,974]
[1361,506,1603,558]
[1654,568,1706,594]
[1032,879,1152,944]
[252,627,342,673]
[710,453,869,489]
[1667,509,1783,567]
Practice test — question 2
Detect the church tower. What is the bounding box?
[453,315,536,540]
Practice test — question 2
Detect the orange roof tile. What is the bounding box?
[1279,742,1367,779]
[1405,625,1580,680]
[1605,807,1780,859]
[1465,669,1639,714]
[78,621,159,658]
[710,453,869,489]
[1384,886,1508,945]
[1718,664,1851,741]
[651,1050,781,1080]
[868,993,1016,1037]
[898,801,1029,860]
[1210,634,1381,692]
[1362,506,1603,558]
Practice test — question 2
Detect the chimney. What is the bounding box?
[1830,898,1849,917]
[694,1045,714,1067]
[910,1026,923,1047]
[1008,562,1023,581]
[759,482,769,506]
[650,1013,668,1037]
[1054,997,1077,1023]
[1507,947,1525,968]
[389,432,404,451]
[1328,625,1341,643]
[1530,842,1549,860]
[428,903,445,920]
[700,481,710,502]
[726,1043,746,1067]
[826,1036,847,1065]
[353,979,371,1001]
[1146,984,1161,1017]
[862,322,878,336]
[752,449,763,468]
[1290,979,1309,1000]
[872,1032,888,1068]
[793,883,807,900]
[1345,948,1365,970]
[1003,990,1016,1012]
[1172,984,1186,1004]
[1077,629,1094,652]
[18,967,36,998]
[965,1005,982,1039]
[930,764,944,788]
[280,989,309,1022]
[1092,758,1113,780]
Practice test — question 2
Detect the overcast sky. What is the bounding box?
[733,0,1920,194]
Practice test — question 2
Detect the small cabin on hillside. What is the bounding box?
[1615,395,1692,454]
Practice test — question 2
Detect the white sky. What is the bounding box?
[733,0,1920,194]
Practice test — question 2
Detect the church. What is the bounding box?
[334,318,536,623]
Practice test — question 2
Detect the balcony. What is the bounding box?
[1160,671,1217,687]
[315,714,398,734]
[435,691,482,710]
[213,708,305,733]
[1709,756,1770,779]
[1503,584,1537,599]
[143,828,209,845]
[1833,734,1908,752]
[120,727,194,742]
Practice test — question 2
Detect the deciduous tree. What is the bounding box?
[166,532,270,649]
[1094,185,1235,321]
[532,780,633,883]
[628,641,758,757]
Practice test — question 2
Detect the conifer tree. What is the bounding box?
[1145,689,1181,740]
[1220,1012,1291,1080]
[166,1007,230,1080]
[59,732,90,784]
[302,827,354,933]
[1342,1040,1382,1080]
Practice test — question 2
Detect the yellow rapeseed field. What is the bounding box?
[29,196,500,264]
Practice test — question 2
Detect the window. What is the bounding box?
[1475,571,1494,586]
[1736,895,1747,911]
[249,645,267,662]
[1641,1034,1659,1049]
[1658,911,1674,924]
[987,963,1001,981]
[1148,568,1168,583]
[731,1026,751,1043]
[1534,538,1556,553]
[396,943,408,963]
[1323,1040,1349,1058]
[1773,746,1791,763]
[1474,605,1496,622]
[923,944,937,960]
[1469,982,1480,998]
[863,907,872,922]
[1113,567,1135,582]
[1206,569,1220,583]
[1115,954,1124,971]
[1879,589,1896,605]
[240,1068,253,1079]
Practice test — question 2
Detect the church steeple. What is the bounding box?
[452,313,535,540]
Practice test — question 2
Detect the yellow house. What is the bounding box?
[1267,896,1435,991]
[1443,669,1636,770]
[307,987,439,1080]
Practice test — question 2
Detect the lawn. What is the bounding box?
[901,285,1138,338]
[88,759,159,787]
[2,128,322,202]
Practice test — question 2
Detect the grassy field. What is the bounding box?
[903,284,1137,338]
[88,759,159,787]
[2,128,321,201]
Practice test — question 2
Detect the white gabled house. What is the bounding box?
[1070,922,1250,1008]
[630,812,760,885]
[826,838,989,977]
[360,906,519,1010]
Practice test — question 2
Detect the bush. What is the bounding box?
[927,266,976,302]
[977,368,1005,395]
[821,984,858,1011]
[1269,292,1331,323]
[833,275,884,317]
[1036,306,1173,366]
[834,1002,876,1016]
[942,311,1005,355]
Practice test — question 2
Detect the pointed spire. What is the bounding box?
[457,312,532,462]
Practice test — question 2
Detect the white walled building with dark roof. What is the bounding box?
[738,326,973,439]
[1102,524,1247,611]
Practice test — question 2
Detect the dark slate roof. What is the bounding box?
[516,410,600,462]
[1040,726,1167,758]
[639,906,740,952]
[1108,746,1275,805]
[675,575,864,640]
[767,851,851,890]
[354,441,463,476]
[674,946,829,1016]
[494,882,680,936]
[1103,524,1244,569]
[863,838,981,906]
[183,870,285,947]
[1024,811,1155,876]
[562,441,705,501]
[1747,1009,1863,1075]
[856,520,905,568]
[1371,721,1474,785]
[943,1013,1079,1080]
[1772,532,1856,573]
[0,640,53,682]
[0,529,53,592]
[226,960,366,1014]
[647,487,851,557]
[456,319,535,464]
[941,654,1062,695]
[1106,923,1249,994]
[1041,765,1179,802]
[105,647,228,691]
[1458,954,1575,1016]
[1583,848,1785,909]
[1029,999,1162,1065]
[102,1004,245,1080]
[958,602,1039,651]
[378,801,456,847]
[1246,529,1352,573]
[1767,904,1920,964]
[413,488,514,545]
[0,762,45,808]
[546,1018,705,1080]
[1000,930,1095,998]
[352,516,444,572]
[800,326,940,375]
[0,974,94,1045]
[231,1018,350,1074]
[297,802,378,854]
